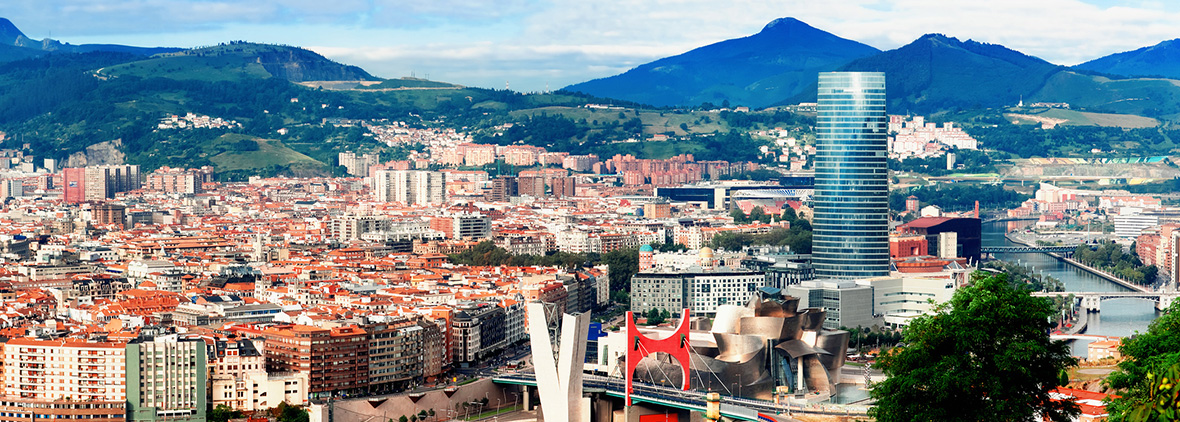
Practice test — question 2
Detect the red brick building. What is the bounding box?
[62,168,85,204]
[258,324,369,398]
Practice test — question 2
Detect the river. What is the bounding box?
[982,221,1159,357]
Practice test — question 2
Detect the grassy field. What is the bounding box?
[1034,71,1180,121]
[1007,107,1159,128]
[206,134,322,171]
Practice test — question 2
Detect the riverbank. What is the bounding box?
[1064,309,1088,336]
[1004,233,1149,293]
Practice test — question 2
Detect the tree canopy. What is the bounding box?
[869,272,1079,422]
[1073,242,1158,286]
[1105,301,1180,421]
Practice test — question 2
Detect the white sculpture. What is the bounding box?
[527,303,591,422]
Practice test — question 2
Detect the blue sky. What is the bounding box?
[5,0,1180,91]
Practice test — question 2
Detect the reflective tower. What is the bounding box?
[812,72,889,279]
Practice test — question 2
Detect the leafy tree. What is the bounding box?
[399,416,408,422]
[209,405,244,422]
[748,206,770,223]
[889,183,1029,213]
[1106,302,1180,421]
[730,208,749,223]
[601,248,638,292]
[869,272,1079,422]
[1120,364,1180,421]
[1073,242,1157,285]
[644,308,666,325]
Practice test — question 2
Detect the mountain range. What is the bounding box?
[788,33,1064,113]
[4,16,1180,175]
[0,18,181,60]
[565,18,1180,117]
[564,18,880,108]
[1076,38,1180,79]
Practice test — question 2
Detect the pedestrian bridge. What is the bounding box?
[1031,291,1178,312]
[492,372,867,421]
[1050,334,1121,342]
[981,245,1079,255]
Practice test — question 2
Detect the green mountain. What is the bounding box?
[101,42,378,82]
[1075,39,1180,79]
[563,18,880,108]
[787,34,1062,113]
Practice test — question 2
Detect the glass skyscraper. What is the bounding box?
[812,72,889,279]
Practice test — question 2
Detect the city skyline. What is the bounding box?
[4,0,1180,91]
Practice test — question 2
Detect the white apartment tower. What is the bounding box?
[374,170,446,205]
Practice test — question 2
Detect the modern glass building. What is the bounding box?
[812,72,890,279]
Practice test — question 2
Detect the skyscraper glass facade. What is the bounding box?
[812,72,889,279]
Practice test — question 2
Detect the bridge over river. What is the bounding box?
[981,245,1079,256]
[1031,291,1179,312]
[493,372,869,421]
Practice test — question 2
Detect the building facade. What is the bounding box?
[85,165,142,201]
[451,303,506,365]
[366,319,424,394]
[0,339,128,422]
[338,152,379,177]
[787,279,878,330]
[812,72,890,279]
[373,170,446,205]
[260,325,370,398]
[125,336,207,422]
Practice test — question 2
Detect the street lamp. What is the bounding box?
[510,392,519,411]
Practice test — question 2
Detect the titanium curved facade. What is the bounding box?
[812,72,889,279]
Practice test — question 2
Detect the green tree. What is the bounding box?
[209,405,244,422]
[730,208,748,223]
[780,207,797,222]
[748,206,770,223]
[869,272,1079,422]
[1106,302,1180,421]
[601,248,638,292]
[645,308,666,325]
[399,416,408,422]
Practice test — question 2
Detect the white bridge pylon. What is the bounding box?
[526,302,591,422]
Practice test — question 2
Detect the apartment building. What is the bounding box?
[373,170,446,205]
[209,339,307,412]
[85,165,142,201]
[366,319,423,393]
[259,325,369,398]
[125,336,206,422]
[451,303,506,365]
[0,338,128,422]
[338,152,379,177]
[144,167,212,194]
[330,215,391,241]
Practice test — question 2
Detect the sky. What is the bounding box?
[5,0,1180,92]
